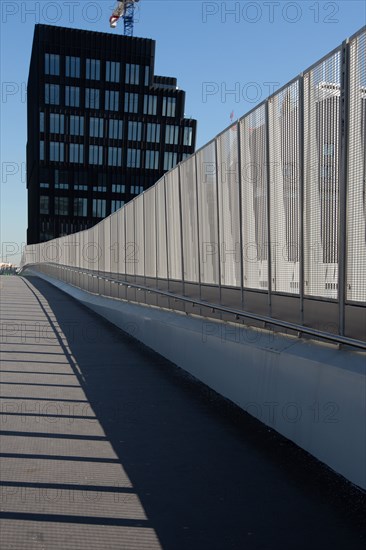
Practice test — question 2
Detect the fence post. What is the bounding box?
[237,120,245,311]
[178,164,185,298]
[265,100,272,317]
[194,154,202,301]
[214,139,222,305]
[299,75,305,325]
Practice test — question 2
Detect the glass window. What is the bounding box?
[40,141,45,161]
[146,123,160,143]
[45,84,60,105]
[112,184,126,193]
[66,56,80,78]
[105,90,119,111]
[162,96,177,117]
[89,145,103,165]
[111,200,125,213]
[106,61,120,83]
[143,95,157,115]
[125,63,140,85]
[92,199,106,218]
[65,86,80,107]
[86,58,101,80]
[109,119,123,140]
[144,66,150,86]
[40,112,45,133]
[90,117,104,138]
[85,88,100,109]
[69,143,84,164]
[127,148,141,168]
[181,153,191,162]
[55,170,69,189]
[55,197,69,216]
[50,113,65,134]
[70,115,84,136]
[164,151,178,171]
[40,196,49,215]
[45,53,60,76]
[130,185,144,195]
[74,197,88,217]
[145,150,159,170]
[108,147,122,167]
[165,125,179,145]
[183,127,193,147]
[40,182,49,188]
[50,142,65,162]
[125,92,139,113]
[128,121,142,141]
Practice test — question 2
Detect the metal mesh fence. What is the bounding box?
[21,28,366,339]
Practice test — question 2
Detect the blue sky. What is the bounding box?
[1,0,365,263]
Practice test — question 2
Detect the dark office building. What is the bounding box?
[27,24,197,244]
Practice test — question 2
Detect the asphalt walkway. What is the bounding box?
[0,276,365,549]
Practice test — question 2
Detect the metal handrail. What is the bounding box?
[23,263,366,351]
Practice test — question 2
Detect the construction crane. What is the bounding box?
[109,0,140,37]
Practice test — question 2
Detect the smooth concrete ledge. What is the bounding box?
[26,270,366,490]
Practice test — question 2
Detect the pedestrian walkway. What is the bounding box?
[0,276,365,549]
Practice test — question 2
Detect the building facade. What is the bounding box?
[27,24,197,244]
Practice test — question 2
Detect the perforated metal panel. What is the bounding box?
[144,187,157,278]
[347,30,366,303]
[155,178,168,279]
[217,126,241,287]
[196,142,219,284]
[134,195,145,276]
[240,105,269,290]
[268,81,301,294]
[118,208,126,275]
[165,169,182,280]
[303,50,341,298]
[103,216,111,274]
[125,201,135,276]
[110,211,119,273]
[180,156,199,283]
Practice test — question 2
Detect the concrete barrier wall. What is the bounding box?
[27,270,366,490]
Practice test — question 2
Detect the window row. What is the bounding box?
[45,54,150,86]
[44,84,177,116]
[40,113,192,145]
[40,141,181,170]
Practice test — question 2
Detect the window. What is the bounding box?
[164,151,178,171]
[106,61,120,83]
[70,115,84,136]
[85,88,100,109]
[145,150,159,170]
[40,182,49,188]
[146,123,160,143]
[109,119,123,140]
[183,127,193,147]
[66,56,80,78]
[69,143,84,164]
[55,197,69,216]
[45,53,60,76]
[112,200,125,213]
[130,185,144,195]
[74,198,88,217]
[93,186,107,193]
[50,142,64,162]
[40,112,45,133]
[90,117,104,138]
[86,59,100,80]
[40,141,45,161]
[162,97,176,117]
[105,90,119,111]
[143,95,157,115]
[92,199,106,218]
[40,196,49,214]
[55,170,68,189]
[181,153,191,162]
[125,63,140,85]
[112,184,125,193]
[165,125,179,145]
[89,145,103,165]
[125,92,139,113]
[74,184,88,191]
[144,66,150,86]
[65,86,80,107]
[127,148,141,168]
[45,84,60,105]
[50,113,65,134]
[323,144,334,156]
[128,121,142,141]
[108,147,122,167]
